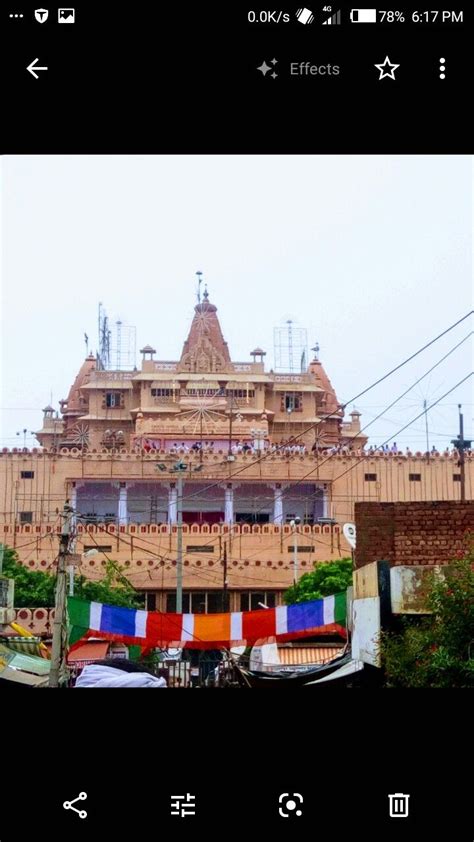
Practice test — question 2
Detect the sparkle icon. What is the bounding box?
[257,59,278,78]
[374,56,400,80]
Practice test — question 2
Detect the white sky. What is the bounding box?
[1,155,472,450]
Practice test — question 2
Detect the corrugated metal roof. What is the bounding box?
[0,643,50,675]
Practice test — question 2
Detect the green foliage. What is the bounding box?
[381,556,474,688]
[1,545,143,609]
[74,561,143,608]
[1,545,56,607]
[283,557,352,605]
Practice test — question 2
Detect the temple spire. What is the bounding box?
[179,288,231,373]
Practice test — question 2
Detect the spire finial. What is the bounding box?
[196,270,203,303]
[311,342,320,361]
[203,283,209,301]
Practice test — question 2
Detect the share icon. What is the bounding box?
[63,791,88,819]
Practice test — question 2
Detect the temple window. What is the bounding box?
[20,471,34,479]
[240,591,277,611]
[186,545,215,553]
[151,388,173,397]
[83,544,113,553]
[104,391,124,408]
[409,473,421,482]
[364,473,377,482]
[19,511,33,524]
[165,591,221,614]
[281,392,303,412]
[146,593,157,611]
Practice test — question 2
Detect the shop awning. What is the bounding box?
[68,641,110,662]
[0,642,51,676]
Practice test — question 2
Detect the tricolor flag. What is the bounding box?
[68,592,347,651]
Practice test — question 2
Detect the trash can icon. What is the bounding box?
[388,793,410,818]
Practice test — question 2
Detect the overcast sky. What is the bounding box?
[1,155,472,450]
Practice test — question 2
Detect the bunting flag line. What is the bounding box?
[68,593,347,651]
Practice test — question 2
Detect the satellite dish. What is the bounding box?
[343,522,356,549]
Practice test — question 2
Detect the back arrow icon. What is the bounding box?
[27,58,48,79]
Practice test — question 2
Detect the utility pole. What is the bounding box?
[451,404,470,503]
[176,473,183,613]
[459,405,466,502]
[458,404,466,502]
[49,500,74,688]
[222,540,228,612]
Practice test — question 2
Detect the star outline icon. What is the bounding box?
[374,56,400,80]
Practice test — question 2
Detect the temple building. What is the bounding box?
[37,289,366,457]
[1,291,472,613]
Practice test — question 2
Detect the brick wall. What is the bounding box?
[354,500,474,569]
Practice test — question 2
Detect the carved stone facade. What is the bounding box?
[35,292,366,454]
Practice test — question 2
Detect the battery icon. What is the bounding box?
[350,9,377,22]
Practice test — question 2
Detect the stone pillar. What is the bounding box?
[118,482,128,526]
[273,484,284,524]
[322,484,329,518]
[224,484,234,524]
[168,483,177,523]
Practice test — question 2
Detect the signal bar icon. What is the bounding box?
[322,9,341,24]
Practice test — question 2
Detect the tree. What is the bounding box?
[1,545,143,609]
[381,556,474,688]
[1,545,56,607]
[283,557,352,604]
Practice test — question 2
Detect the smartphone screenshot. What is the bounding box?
[1,3,472,838]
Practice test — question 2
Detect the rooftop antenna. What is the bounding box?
[109,316,137,371]
[98,302,111,370]
[116,320,122,369]
[196,270,203,303]
[273,318,308,373]
[287,320,293,372]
